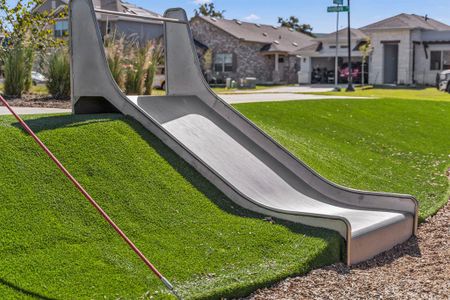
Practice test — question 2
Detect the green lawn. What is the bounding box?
[303,86,450,101]
[0,114,340,299]
[0,83,49,96]
[234,99,450,220]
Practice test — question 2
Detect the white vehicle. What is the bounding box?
[437,70,450,93]
[31,71,47,85]
[153,66,166,90]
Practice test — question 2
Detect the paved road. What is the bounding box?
[0,106,71,116]
[226,84,346,94]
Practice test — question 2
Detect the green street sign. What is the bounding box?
[327,6,349,13]
[333,0,344,4]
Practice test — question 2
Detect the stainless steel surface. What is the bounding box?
[70,0,418,265]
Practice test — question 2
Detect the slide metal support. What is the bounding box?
[0,95,181,299]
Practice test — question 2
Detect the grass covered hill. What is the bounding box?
[0,114,340,299]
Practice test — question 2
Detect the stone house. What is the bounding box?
[33,0,163,42]
[297,14,450,86]
[190,16,315,84]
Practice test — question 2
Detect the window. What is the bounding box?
[278,56,285,63]
[443,51,450,70]
[430,51,441,70]
[54,20,69,38]
[214,53,233,72]
[329,45,336,49]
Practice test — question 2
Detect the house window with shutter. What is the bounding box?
[214,53,234,72]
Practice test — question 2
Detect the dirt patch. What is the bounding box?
[0,95,70,109]
[246,200,450,300]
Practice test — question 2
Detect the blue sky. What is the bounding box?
[133,0,450,33]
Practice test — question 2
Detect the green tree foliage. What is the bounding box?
[194,3,225,19]
[278,16,314,37]
[0,0,65,96]
[358,38,373,86]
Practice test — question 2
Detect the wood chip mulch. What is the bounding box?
[0,95,70,109]
[246,198,450,300]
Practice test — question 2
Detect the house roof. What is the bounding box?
[118,1,161,18]
[34,0,161,18]
[320,28,369,42]
[294,28,368,54]
[361,13,450,31]
[193,16,314,53]
[421,30,450,43]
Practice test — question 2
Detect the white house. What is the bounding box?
[295,28,369,84]
[297,14,450,86]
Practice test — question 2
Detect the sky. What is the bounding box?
[132,0,450,33]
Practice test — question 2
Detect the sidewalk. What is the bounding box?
[222,93,369,104]
[0,106,71,116]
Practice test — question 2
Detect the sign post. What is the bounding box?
[346,0,355,91]
[328,1,354,91]
[327,6,349,13]
[327,1,347,91]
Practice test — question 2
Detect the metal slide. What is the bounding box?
[69,0,418,265]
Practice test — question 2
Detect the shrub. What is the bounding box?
[144,44,163,95]
[105,33,126,89]
[125,42,149,95]
[2,46,34,97]
[46,49,70,98]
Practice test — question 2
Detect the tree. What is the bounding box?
[359,38,373,86]
[278,16,314,37]
[0,0,65,96]
[194,3,225,19]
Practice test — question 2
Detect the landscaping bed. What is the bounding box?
[247,198,450,299]
[0,94,71,109]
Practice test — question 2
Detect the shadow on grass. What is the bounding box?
[0,278,57,300]
[12,114,345,298]
[372,84,428,90]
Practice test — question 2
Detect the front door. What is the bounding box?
[278,55,286,81]
[383,44,399,84]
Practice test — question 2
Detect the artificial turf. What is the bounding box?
[1,96,449,299]
[234,98,450,220]
[0,114,341,299]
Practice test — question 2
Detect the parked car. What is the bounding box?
[436,70,450,92]
[339,63,368,84]
[153,66,166,90]
[31,71,47,85]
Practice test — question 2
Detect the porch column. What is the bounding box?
[275,53,279,72]
[273,53,281,83]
